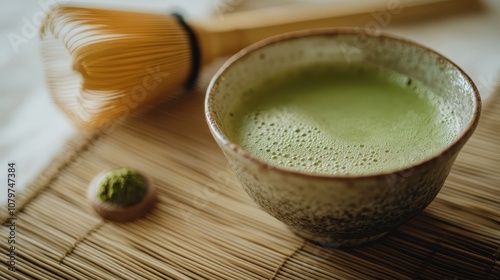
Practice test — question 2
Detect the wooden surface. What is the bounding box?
[1,57,499,279]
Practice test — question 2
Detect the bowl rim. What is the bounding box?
[204,28,482,181]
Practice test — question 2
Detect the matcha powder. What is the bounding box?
[96,167,147,207]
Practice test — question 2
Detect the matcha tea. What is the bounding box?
[228,63,459,176]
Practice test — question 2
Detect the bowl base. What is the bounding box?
[292,229,389,248]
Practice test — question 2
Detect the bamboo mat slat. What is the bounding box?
[1,58,499,279]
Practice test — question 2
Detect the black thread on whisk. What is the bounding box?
[172,13,201,88]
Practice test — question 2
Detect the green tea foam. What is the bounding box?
[228,63,459,176]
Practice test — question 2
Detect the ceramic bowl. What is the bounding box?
[205,29,481,247]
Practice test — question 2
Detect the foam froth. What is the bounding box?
[229,63,459,175]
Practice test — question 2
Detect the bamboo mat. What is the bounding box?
[1,58,500,279]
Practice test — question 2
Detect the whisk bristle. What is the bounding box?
[40,6,192,130]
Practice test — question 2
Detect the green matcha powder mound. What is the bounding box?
[96,167,147,207]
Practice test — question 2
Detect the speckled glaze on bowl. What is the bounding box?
[205,29,481,247]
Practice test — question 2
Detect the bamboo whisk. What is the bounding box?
[40,1,478,130]
[41,7,192,130]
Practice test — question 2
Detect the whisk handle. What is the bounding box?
[190,0,479,64]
